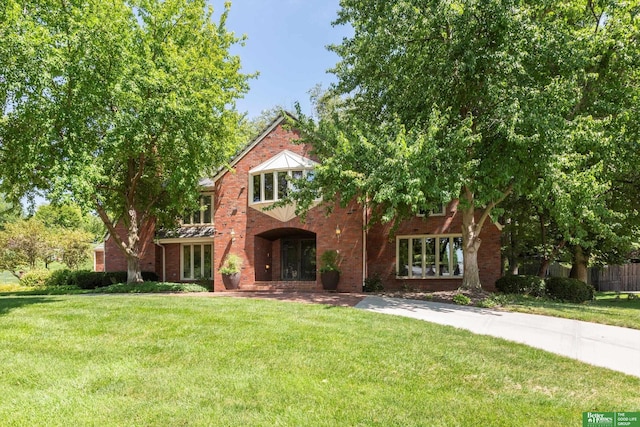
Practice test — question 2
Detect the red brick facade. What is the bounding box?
[366,200,500,292]
[102,115,502,292]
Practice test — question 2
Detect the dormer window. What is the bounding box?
[248,150,319,222]
[182,194,213,226]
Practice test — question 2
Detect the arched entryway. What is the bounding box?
[254,228,317,283]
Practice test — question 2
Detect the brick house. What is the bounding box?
[98,114,501,291]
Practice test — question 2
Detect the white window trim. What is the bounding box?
[396,234,463,279]
[249,169,315,206]
[180,242,213,281]
[417,204,446,217]
[182,193,214,226]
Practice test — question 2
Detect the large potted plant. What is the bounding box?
[319,249,341,291]
[220,253,243,290]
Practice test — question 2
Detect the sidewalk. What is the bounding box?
[355,296,640,378]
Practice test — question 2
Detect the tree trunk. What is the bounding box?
[127,254,143,283]
[569,245,589,283]
[460,203,483,290]
[125,209,144,284]
[537,258,550,278]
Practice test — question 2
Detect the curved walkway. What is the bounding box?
[355,296,640,378]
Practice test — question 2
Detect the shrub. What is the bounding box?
[545,277,595,303]
[72,270,105,290]
[453,293,471,306]
[495,275,546,297]
[45,269,74,288]
[19,269,52,288]
[45,270,160,290]
[363,274,383,292]
[93,281,208,294]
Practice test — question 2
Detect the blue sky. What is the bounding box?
[217,0,351,119]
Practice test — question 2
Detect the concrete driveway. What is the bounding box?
[355,295,640,378]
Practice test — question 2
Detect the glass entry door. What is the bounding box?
[281,239,316,281]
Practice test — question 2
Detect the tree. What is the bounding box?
[0,218,54,277]
[292,1,566,289]
[292,0,640,289]
[35,203,105,242]
[509,1,640,282]
[1,0,251,282]
[57,229,93,270]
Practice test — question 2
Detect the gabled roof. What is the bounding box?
[212,112,298,182]
[249,150,317,174]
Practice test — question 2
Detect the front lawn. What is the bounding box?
[0,295,638,426]
[498,292,640,330]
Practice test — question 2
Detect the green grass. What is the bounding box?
[498,292,640,330]
[0,295,638,426]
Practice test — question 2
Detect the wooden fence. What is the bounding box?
[592,264,640,292]
[520,262,640,291]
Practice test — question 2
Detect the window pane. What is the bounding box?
[412,238,423,278]
[193,203,201,224]
[203,196,212,224]
[439,238,451,276]
[253,175,261,202]
[194,244,202,278]
[183,245,191,279]
[453,237,464,276]
[277,172,288,199]
[264,172,274,201]
[398,239,409,276]
[182,213,192,225]
[425,238,436,276]
[204,244,212,279]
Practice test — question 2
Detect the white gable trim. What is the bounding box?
[249,150,318,174]
[212,113,295,183]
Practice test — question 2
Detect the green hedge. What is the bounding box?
[545,277,595,303]
[45,270,159,290]
[495,275,546,297]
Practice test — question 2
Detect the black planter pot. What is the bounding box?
[222,272,241,290]
[321,271,340,291]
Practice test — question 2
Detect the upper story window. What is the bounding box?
[251,170,313,203]
[417,204,446,217]
[247,150,319,222]
[182,194,212,226]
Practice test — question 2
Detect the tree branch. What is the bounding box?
[477,184,513,230]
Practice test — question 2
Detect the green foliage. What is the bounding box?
[44,269,158,290]
[0,219,53,274]
[19,269,52,289]
[35,203,105,242]
[452,293,472,306]
[58,229,93,270]
[93,282,208,293]
[545,277,595,303]
[0,0,251,283]
[44,269,74,288]
[476,298,498,309]
[363,274,383,292]
[219,253,243,275]
[495,275,547,297]
[319,250,341,273]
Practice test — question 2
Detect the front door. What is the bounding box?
[281,239,316,281]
